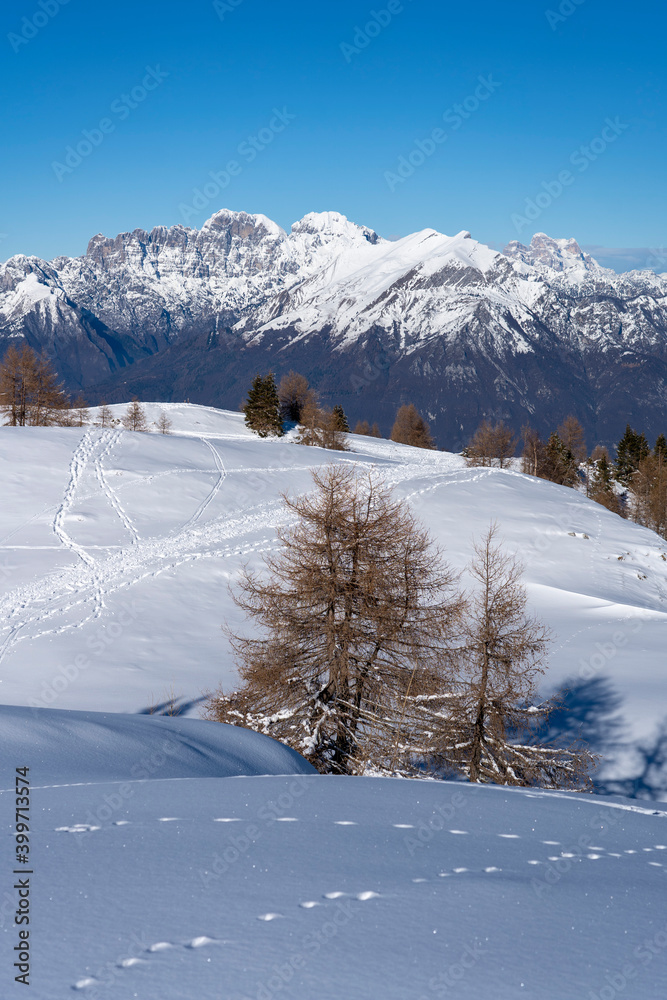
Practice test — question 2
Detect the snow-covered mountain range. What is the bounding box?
[2,211,666,448]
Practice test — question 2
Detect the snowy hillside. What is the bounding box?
[1,403,666,794]
[2,404,667,998]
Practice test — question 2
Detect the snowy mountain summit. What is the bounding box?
[1,209,667,448]
[503,232,604,275]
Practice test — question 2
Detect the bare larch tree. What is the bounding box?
[415,525,597,787]
[205,465,463,774]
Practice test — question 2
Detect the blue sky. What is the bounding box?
[1,0,664,267]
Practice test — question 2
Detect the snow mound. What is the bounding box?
[0,705,315,784]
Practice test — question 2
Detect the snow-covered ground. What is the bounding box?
[1,403,665,779]
[2,403,667,997]
[2,766,666,999]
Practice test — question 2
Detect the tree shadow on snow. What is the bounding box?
[544,677,667,801]
[136,695,208,717]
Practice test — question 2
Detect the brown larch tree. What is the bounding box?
[558,415,587,464]
[414,525,596,788]
[278,371,315,422]
[390,404,435,449]
[0,344,69,426]
[155,410,173,435]
[296,399,348,451]
[466,420,516,469]
[204,466,464,775]
[122,397,148,432]
[96,402,115,427]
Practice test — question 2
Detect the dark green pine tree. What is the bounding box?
[243,373,284,438]
[590,455,620,514]
[654,434,667,463]
[614,425,650,485]
[544,432,578,487]
[331,405,349,433]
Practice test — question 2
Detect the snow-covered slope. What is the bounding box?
[2,767,666,999]
[0,705,315,785]
[1,405,666,795]
[2,406,667,998]
[2,209,667,448]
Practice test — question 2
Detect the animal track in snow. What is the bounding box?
[56,824,100,833]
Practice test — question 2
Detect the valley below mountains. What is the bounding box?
[2,209,666,449]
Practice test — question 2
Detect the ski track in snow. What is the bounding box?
[0,431,291,663]
[0,436,453,666]
[67,814,667,992]
[174,437,226,534]
[52,428,98,570]
[94,429,140,544]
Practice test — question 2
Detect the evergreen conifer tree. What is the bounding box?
[243,373,284,438]
[615,425,650,485]
[590,455,621,514]
[332,405,349,432]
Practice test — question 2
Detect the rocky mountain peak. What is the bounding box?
[290,211,381,245]
[503,232,602,273]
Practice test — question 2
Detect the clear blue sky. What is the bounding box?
[1,0,664,266]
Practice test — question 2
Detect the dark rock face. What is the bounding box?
[1,213,666,449]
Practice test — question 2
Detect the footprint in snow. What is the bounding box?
[56,824,100,833]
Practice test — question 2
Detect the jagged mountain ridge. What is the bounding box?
[1,212,666,448]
